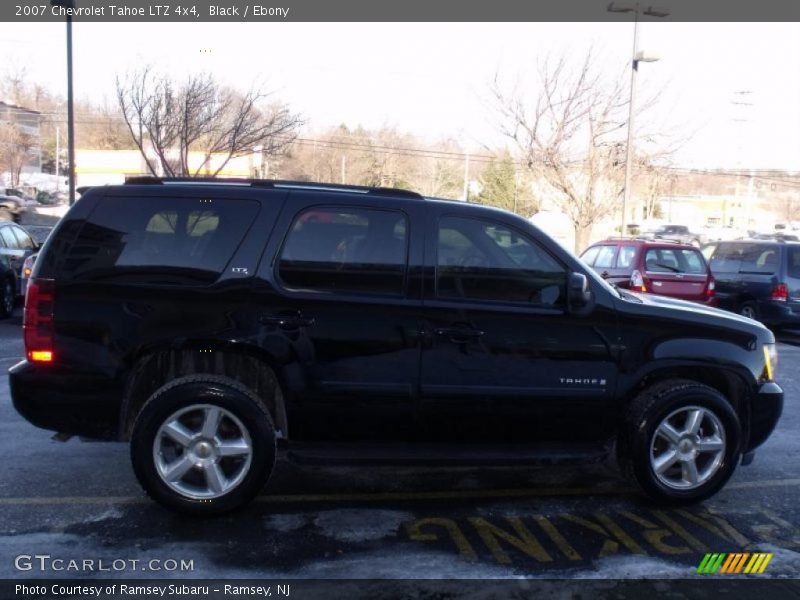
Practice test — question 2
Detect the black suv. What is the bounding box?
[703,240,800,327]
[11,178,783,514]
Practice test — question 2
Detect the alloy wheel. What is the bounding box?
[152,403,253,500]
[649,405,726,490]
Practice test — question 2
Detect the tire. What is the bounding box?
[739,301,759,321]
[0,277,14,318]
[619,379,741,505]
[131,374,276,515]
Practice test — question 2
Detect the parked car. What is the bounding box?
[580,239,716,306]
[0,221,38,317]
[10,177,782,514]
[640,225,704,246]
[702,239,800,327]
[0,194,27,222]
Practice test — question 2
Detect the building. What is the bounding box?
[75,149,266,187]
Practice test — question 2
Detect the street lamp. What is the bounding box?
[608,2,670,236]
[50,0,76,205]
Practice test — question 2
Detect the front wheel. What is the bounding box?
[620,380,741,504]
[131,375,276,515]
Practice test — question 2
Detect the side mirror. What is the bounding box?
[568,272,594,314]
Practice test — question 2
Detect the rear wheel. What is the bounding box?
[131,375,276,515]
[739,301,759,321]
[620,379,741,504]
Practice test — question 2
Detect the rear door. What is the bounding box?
[707,242,743,310]
[258,192,426,442]
[784,245,800,311]
[737,243,780,306]
[643,246,709,301]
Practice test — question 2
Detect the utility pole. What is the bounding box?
[732,90,753,230]
[341,154,346,184]
[463,152,470,201]
[65,13,75,204]
[608,2,670,236]
[55,126,60,191]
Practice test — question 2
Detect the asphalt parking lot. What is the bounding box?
[1,296,800,583]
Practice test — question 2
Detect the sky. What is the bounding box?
[1,21,798,171]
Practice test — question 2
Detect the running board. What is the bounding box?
[285,442,608,466]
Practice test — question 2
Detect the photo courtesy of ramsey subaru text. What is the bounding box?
[11,178,783,515]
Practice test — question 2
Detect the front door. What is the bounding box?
[419,213,619,444]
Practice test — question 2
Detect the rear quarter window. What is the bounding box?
[60,196,259,284]
[739,244,779,274]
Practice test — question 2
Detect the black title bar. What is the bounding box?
[4,0,800,22]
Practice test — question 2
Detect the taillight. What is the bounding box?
[771,282,789,302]
[705,277,716,298]
[23,278,55,363]
[22,254,35,279]
[631,269,647,292]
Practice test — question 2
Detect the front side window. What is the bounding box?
[593,245,617,269]
[278,207,408,296]
[580,246,600,266]
[436,216,566,306]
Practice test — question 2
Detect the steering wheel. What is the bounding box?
[459,253,490,268]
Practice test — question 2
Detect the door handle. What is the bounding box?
[434,327,485,343]
[601,271,609,279]
[260,313,315,329]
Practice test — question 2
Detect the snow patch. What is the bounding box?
[314,509,413,543]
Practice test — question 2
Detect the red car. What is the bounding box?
[580,238,717,305]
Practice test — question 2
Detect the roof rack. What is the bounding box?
[123,176,424,200]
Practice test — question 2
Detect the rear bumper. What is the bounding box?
[745,381,783,452]
[9,360,122,440]
[757,301,800,327]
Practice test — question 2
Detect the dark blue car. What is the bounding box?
[703,240,800,327]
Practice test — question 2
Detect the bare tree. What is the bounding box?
[491,51,671,251]
[0,122,36,187]
[116,67,303,177]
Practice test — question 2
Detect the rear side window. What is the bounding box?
[616,245,637,269]
[61,196,258,284]
[11,226,34,250]
[739,244,779,274]
[644,248,707,274]
[278,207,408,296]
[0,227,17,249]
[788,247,800,279]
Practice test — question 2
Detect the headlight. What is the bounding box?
[763,343,777,381]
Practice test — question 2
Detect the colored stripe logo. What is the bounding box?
[697,552,773,574]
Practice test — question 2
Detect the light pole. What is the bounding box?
[50,0,76,205]
[608,2,669,236]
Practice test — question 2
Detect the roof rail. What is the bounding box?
[123,176,424,200]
